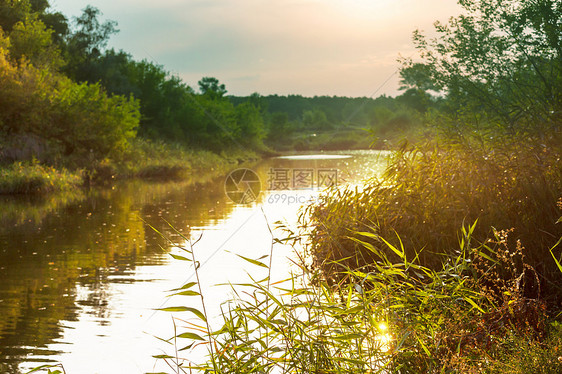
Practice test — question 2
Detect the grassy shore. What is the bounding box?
[292,130,562,372]
[0,162,83,194]
[264,125,418,152]
[269,127,373,152]
[86,139,260,182]
[0,139,261,195]
[305,133,562,298]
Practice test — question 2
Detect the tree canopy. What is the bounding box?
[402,0,562,134]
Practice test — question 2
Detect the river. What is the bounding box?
[0,150,389,374]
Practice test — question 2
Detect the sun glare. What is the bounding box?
[378,321,388,332]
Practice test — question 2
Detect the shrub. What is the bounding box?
[0,162,81,194]
[0,41,139,167]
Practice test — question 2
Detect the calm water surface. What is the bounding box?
[0,150,389,373]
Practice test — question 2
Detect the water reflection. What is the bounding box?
[0,150,389,373]
[0,178,235,372]
[276,154,352,160]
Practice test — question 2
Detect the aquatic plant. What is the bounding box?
[305,133,562,304]
[151,219,560,373]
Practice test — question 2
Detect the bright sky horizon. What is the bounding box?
[49,0,462,98]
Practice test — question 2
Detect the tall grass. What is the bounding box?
[151,219,561,373]
[304,131,562,305]
[0,138,260,194]
[0,162,82,194]
[24,363,66,374]
[85,139,260,182]
[24,215,562,373]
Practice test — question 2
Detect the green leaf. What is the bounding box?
[156,306,206,321]
[157,306,190,312]
[152,354,176,359]
[416,336,431,357]
[549,236,562,273]
[464,297,485,313]
[171,282,197,291]
[475,247,498,264]
[236,254,269,268]
[26,365,60,374]
[377,235,406,260]
[177,332,206,341]
[186,307,207,321]
[170,253,191,262]
[178,342,195,351]
[333,333,364,340]
[171,290,200,297]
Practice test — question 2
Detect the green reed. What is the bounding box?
[25,215,562,373]
[151,217,561,373]
[304,131,562,304]
[25,363,66,374]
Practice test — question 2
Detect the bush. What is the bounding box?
[0,40,139,167]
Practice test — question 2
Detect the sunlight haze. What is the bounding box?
[50,0,461,97]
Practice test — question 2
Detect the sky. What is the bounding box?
[49,0,462,98]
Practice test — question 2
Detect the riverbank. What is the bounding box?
[0,150,385,374]
[264,125,418,152]
[0,139,261,195]
[295,132,562,372]
[0,163,83,195]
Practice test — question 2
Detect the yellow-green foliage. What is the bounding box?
[305,132,562,301]
[100,138,258,180]
[8,16,63,68]
[0,29,139,166]
[153,222,559,373]
[483,322,562,374]
[0,162,82,194]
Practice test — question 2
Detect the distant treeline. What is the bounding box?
[231,91,432,125]
[229,90,435,150]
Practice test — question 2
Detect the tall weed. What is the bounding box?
[305,132,562,304]
[152,220,557,373]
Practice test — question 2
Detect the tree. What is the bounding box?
[398,62,436,92]
[64,5,117,81]
[69,5,116,57]
[0,0,31,32]
[0,38,139,164]
[198,77,227,99]
[407,0,562,133]
[235,102,265,145]
[302,108,330,130]
[38,10,68,45]
[9,16,63,69]
[0,0,67,44]
[396,88,432,113]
